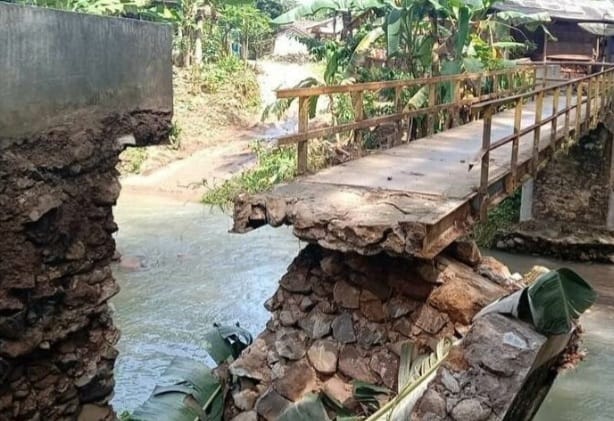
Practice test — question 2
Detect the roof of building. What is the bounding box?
[494,0,614,22]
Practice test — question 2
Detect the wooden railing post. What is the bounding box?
[452,80,460,128]
[576,82,583,137]
[479,106,493,221]
[493,74,498,97]
[511,98,522,191]
[297,96,309,174]
[565,84,572,140]
[351,91,364,149]
[427,82,437,136]
[586,77,593,131]
[477,75,483,101]
[533,90,544,175]
[395,86,403,144]
[598,73,608,116]
[551,86,560,152]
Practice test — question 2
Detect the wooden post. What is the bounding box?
[576,82,583,138]
[600,73,607,119]
[395,87,403,144]
[479,107,493,221]
[493,74,498,97]
[565,84,572,140]
[427,82,437,136]
[551,87,560,152]
[351,91,364,148]
[452,80,460,127]
[297,96,309,174]
[477,75,483,100]
[586,77,593,131]
[533,90,544,175]
[511,99,522,191]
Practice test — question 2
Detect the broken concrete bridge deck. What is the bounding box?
[233,94,596,259]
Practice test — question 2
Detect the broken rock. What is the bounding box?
[307,339,338,374]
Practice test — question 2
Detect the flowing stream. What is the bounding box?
[111,194,614,420]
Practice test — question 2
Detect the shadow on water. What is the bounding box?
[110,195,614,420]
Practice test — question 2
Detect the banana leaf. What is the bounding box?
[527,268,597,335]
[353,381,394,413]
[132,324,252,421]
[273,0,384,25]
[278,393,332,421]
[130,357,223,421]
[475,268,597,336]
[366,338,453,421]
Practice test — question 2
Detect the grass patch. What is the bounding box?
[202,142,297,206]
[119,147,148,174]
[472,189,521,248]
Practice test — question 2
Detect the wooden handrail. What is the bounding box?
[275,65,539,173]
[273,60,614,177]
[473,66,614,220]
[275,67,533,98]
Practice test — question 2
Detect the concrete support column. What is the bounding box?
[520,178,535,222]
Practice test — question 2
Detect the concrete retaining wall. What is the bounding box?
[0,3,173,140]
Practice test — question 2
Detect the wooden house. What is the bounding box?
[494,0,614,62]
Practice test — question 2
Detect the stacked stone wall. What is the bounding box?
[226,243,513,420]
[0,112,170,420]
[533,124,611,225]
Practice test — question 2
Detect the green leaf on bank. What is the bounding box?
[278,393,332,421]
[527,268,598,335]
[130,357,223,421]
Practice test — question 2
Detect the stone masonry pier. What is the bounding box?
[225,241,572,420]
[0,4,172,419]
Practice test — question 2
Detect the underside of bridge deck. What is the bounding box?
[234,95,608,259]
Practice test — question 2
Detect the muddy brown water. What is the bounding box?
[111,194,614,420]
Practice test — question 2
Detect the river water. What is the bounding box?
[111,193,614,420]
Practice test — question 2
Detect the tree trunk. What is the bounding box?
[341,11,352,41]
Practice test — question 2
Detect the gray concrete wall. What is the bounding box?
[0,3,173,139]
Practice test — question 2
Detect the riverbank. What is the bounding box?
[120,60,322,202]
[111,192,614,419]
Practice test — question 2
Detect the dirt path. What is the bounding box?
[121,60,320,202]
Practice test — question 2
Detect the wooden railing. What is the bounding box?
[275,66,540,173]
[471,63,614,220]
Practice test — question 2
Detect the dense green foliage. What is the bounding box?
[472,189,521,248]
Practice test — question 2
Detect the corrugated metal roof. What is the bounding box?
[494,0,614,22]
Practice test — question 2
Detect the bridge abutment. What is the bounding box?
[225,243,570,420]
[498,123,614,261]
[1,4,172,419]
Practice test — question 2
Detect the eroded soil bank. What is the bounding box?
[0,111,170,420]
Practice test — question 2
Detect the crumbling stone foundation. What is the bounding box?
[0,112,170,420]
[225,242,514,420]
